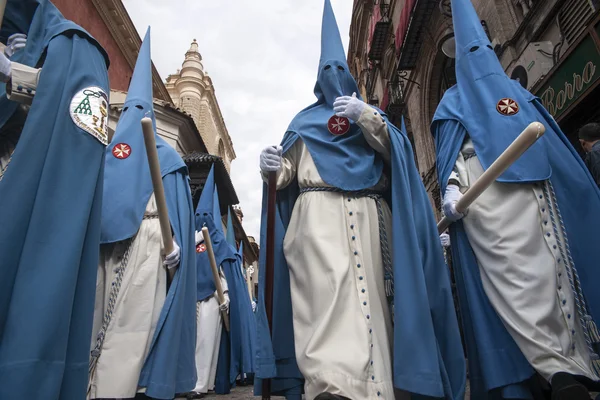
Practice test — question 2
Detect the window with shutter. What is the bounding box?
[558,0,597,44]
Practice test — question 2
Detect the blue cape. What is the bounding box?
[254,115,467,399]
[98,28,197,398]
[432,0,600,397]
[214,210,257,393]
[0,1,110,398]
[194,166,236,301]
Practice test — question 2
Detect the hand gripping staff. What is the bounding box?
[262,171,277,400]
[141,117,176,283]
[437,122,546,234]
[201,226,230,332]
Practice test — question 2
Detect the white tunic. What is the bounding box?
[88,195,168,399]
[452,139,596,382]
[193,275,229,394]
[268,108,396,400]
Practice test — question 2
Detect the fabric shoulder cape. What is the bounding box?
[432,80,600,398]
[0,2,110,399]
[254,113,467,399]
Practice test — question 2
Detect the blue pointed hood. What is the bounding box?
[124,28,153,114]
[213,188,224,233]
[315,0,359,106]
[401,116,407,135]
[101,27,186,243]
[195,165,216,223]
[432,0,551,183]
[283,0,383,191]
[226,208,236,248]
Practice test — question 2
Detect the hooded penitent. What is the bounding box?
[99,28,197,399]
[0,1,110,398]
[253,0,466,398]
[194,165,236,302]
[432,0,600,397]
[214,207,256,394]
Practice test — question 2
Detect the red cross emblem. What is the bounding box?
[196,243,206,253]
[327,116,350,135]
[112,143,132,159]
[496,98,519,116]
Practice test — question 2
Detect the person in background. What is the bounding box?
[578,122,600,188]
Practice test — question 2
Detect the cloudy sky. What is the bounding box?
[123,0,353,241]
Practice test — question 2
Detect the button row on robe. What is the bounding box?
[346,199,375,363]
[536,185,576,350]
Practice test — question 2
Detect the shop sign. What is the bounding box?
[536,34,600,120]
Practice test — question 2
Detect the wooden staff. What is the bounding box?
[202,227,230,332]
[438,121,546,234]
[0,0,7,31]
[262,171,277,400]
[141,118,175,283]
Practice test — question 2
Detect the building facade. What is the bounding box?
[166,41,236,172]
[349,0,600,215]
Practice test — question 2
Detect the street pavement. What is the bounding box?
[193,382,474,399]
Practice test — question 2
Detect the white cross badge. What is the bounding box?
[328,115,350,135]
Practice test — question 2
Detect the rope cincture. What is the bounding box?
[299,187,394,308]
[88,235,136,394]
[543,181,600,377]
[0,153,11,182]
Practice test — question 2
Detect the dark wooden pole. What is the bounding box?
[262,171,277,400]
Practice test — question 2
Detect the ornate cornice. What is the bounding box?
[91,0,172,104]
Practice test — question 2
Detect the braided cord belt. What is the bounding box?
[299,187,394,304]
[88,235,136,392]
[0,153,12,182]
[542,181,600,377]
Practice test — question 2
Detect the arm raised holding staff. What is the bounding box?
[432,0,600,398]
[187,166,234,398]
[89,29,196,400]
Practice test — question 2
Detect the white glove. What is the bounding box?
[442,185,466,222]
[0,52,11,83]
[5,33,27,58]
[440,233,451,248]
[260,145,282,173]
[164,239,181,269]
[195,230,205,246]
[252,301,257,312]
[219,294,230,314]
[333,92,366,122]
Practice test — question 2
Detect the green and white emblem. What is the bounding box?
[70,87,109,145]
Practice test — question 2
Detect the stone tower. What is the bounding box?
[166,39,235,171]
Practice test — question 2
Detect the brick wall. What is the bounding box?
[52,0,133,92]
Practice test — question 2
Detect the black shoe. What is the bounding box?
[551,372,590,400]
[313,393,351,400]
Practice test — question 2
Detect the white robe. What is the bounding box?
[452,139,596,382]
[267,108,397,400]
[88,195,168,399]
[193,274,229,394]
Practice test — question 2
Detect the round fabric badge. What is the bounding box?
[328,115,350,135]
[112,143,132,159]
[496,98,519,116]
